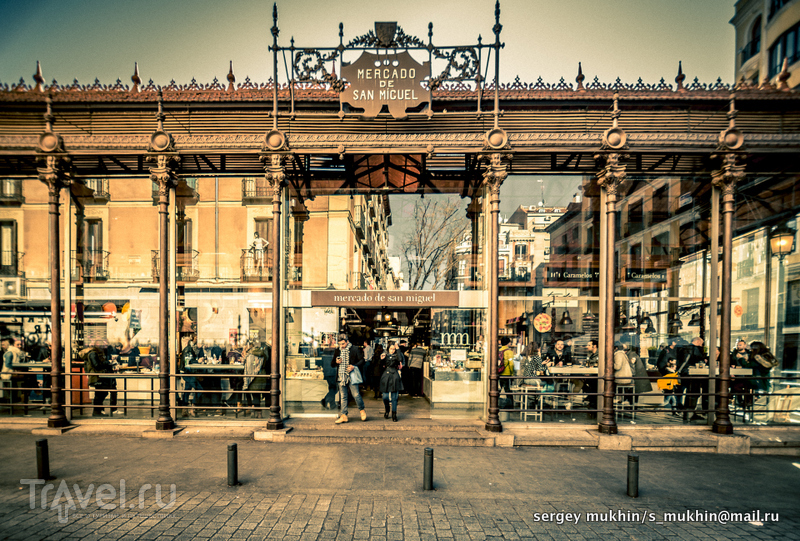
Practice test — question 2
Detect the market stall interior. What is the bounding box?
[283,306,487,417]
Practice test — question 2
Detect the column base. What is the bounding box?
[484,421,503,433]
[47,417,70,429]
[156,419,175,431]
[598,421,618,435]
[266,420,284,430]
[712,421,734,435]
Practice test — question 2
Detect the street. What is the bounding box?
[0,431,798,540]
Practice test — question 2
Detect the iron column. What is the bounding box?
[596,152,626,435]
[712,153,744,434]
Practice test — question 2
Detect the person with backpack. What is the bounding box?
[80,341,118,417]
[498,337,515,393]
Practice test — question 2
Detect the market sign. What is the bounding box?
[624,269,668,283]
[311,290,458,308]
[546,268,600,283]
[341,51,430,119]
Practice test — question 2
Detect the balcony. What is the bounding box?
[352,205,365,240]
[0,251,24,277]
[151,250,199,282]
[242,177,273,204]
[151,177,199,204]
[83,178,110,202]
[499,269,531,283]
[240,249,273,282]
[0,179,24,205]
[71,250,110,281]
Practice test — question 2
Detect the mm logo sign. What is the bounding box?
[440,333,469,347]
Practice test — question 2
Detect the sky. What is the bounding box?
[0,0,738,259]
[0,0,735,89]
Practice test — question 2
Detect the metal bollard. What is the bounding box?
[227,443,239,486]
[36,439,52,480]
[627,453,639,498]
[423,447,434,490]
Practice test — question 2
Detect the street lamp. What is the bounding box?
[769,225,796,260]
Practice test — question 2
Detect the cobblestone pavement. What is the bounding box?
[0,432,798,540]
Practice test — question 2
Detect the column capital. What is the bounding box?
[595,152,627,197]
[260,153,289,197]
[37,154,71,195]
[147,153,180,195]
[480,152,511,196]
[711,153,745,198]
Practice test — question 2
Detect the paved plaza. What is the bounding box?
[0,431,798,540]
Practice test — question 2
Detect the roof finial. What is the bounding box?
[131,62,141,93]
[777,57,790,91]
[33,61,44,92]
[227,60,236,92]
[576,62,585,91]
[675,61,685,92]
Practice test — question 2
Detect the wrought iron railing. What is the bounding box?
[0,250,23,277]
[84,178,110,199]
[240,249,273,281]
[151,250,200,281]
[242,177,273,201]
[71,250,110,281]
[0,179,23,204]
[151,177,198,198]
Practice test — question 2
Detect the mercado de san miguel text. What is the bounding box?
[0,2,799,434]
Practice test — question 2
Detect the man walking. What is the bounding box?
[331,333,366,424]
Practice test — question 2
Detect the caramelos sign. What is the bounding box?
[341,51,430,119]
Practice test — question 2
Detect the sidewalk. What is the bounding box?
[3,415,800,455]
[0,430,799,540]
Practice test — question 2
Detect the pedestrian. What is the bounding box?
[678,336,707,423]
[371,344,385,399]
[407,342,426,397]
[332,333,366,424]
[362,339,374,392]
[80,341,118,417]
[243,341,268,419]
[178,334,202,417]
[380,341,404,422]
[320,346,338,410]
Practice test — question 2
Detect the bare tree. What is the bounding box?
[401,197,469,290]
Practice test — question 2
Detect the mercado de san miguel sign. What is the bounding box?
[341,51,430,119]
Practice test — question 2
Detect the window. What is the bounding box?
[742,16,762,65]
[769,22,799,78]
[515,244,527,258]
[0,221,17,275]
[254,218,273,260]
[628,200,643,235]
[743,287,760,330]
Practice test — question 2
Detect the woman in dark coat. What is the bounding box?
[379,342,403,421]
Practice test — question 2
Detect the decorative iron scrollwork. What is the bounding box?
[346,25,427,49]
[429,47,480,91]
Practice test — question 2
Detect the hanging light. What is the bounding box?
[688,312,701,326]
[619,312,628,328]
[582,308,597,321]
[668,312,683,330]
[560,310,573,326]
